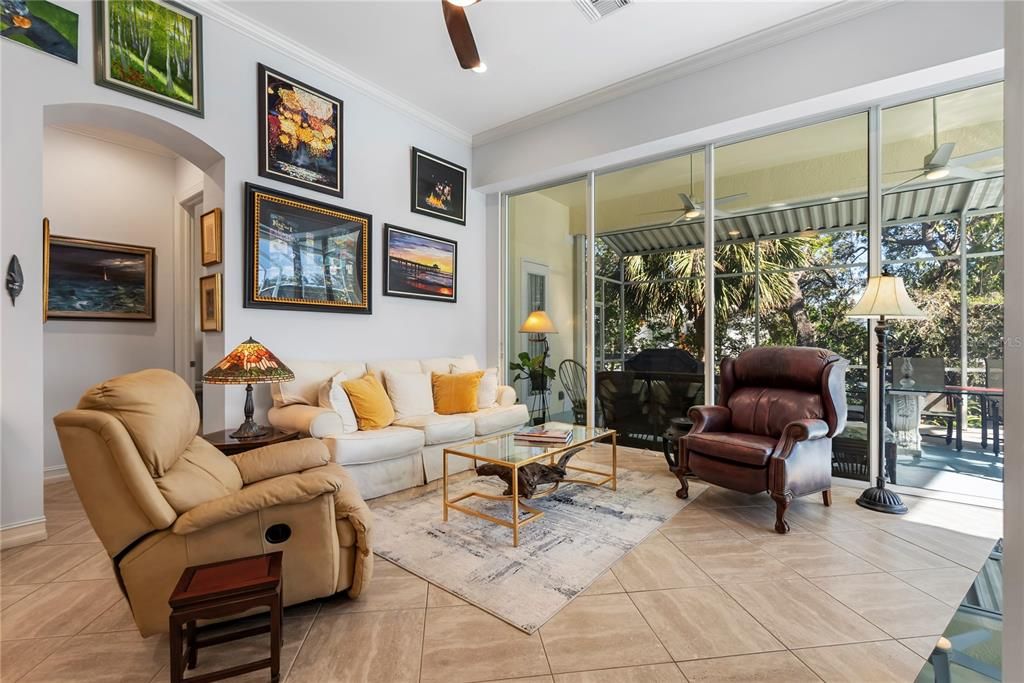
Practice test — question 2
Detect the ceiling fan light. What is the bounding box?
[470,62,487,73]
[446,0,479,6]
[925,167,951,180]
[684,208,702,219]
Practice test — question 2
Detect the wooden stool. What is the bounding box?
[168,552,283,683]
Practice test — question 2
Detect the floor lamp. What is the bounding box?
[847,273,927,514]
[520,310,558,423]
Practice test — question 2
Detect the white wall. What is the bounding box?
[473,1,1003,194]
[1,2,484,531]
[41,127,181,473]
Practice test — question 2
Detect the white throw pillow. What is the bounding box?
[317,372,359,434]
[477,367,499,408]
[383,370,435,419]
[449,355,480,374]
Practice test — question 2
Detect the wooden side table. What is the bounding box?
[168,552,283,683]
[202,428,298,456]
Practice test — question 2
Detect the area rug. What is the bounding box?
[372,466,704,633]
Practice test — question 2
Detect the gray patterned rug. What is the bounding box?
[372,466,704,633]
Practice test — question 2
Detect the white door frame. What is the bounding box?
[173,185,203,384]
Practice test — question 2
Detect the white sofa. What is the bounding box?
[267,355,529,498]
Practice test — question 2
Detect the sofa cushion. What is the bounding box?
[273,360,366,407]
[323,426,425,466]
[394,414,475,445]
[383,370,434,420]
[433,371,484,415]
[685,432,778,467]
[469,404,530,436]
[317,372,359,434]
[342,374,395,431]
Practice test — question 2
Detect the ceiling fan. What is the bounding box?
[442,0,486,73]
[885,98,1000,191]
[641,157,747,225]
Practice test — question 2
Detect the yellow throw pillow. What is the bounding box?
[341,374,395,430]
[432,371,484,415]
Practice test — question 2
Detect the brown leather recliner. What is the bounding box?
[53,369,374,636]
[674,347,848,534]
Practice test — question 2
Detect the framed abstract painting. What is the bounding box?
[44,223,155,321]
[258,63,343,198]
[410,147,466,225]
[244,183,370,314]
[93,0,203,117]
[383,224,456,303]
[199,272,221,332]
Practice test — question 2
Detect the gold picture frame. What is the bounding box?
[200,208,222,266]
[199,273,222,332]
[43,220,155,321]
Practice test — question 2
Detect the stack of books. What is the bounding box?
[514,426,573,445]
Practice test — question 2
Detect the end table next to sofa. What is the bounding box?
[203,428,298,456]
[442,424,617,546]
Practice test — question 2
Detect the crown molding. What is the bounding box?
[200,0,473,145]
[472,0,896,147]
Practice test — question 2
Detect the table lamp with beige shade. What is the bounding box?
[203,337,295,439]
[518,310,558,423]
[847,272,927,514]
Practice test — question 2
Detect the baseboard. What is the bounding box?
[44,464,70,481]
[0,518,47,550]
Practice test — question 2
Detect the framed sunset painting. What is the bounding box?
[383,224,456,303]
[259,63,343,198]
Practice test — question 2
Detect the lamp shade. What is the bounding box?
[847,274,927,319]
[519,310,558,334]
[203,337,295,385]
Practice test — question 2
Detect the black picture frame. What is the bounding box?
[93,0,204,118]
[244,183,371,314]
[383,224,457,304]
[258,63,344,198]
[410,147,467,225]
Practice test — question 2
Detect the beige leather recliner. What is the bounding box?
[53,369,373,637]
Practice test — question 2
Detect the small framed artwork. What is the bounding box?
[199,272,221,332]
[259,64,343,198]
[43,225,155,321]
[410,147,466,225]
[200,207,222,266]
[93,0,204,117]
[383,224,456,303]
[244,183,371,314]
[1,0,79,63]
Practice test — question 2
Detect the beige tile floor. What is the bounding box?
[0,445,1002,683]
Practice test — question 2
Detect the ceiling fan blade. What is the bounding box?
[639,209,687,215]
[946,166,986,181]
[676,193,697,211]
[925,142,956,168]
[714,193,748,205]
[887,172,927,193]
[442,1,481,70]
[949,147,1002,166]
[883,167,928,175]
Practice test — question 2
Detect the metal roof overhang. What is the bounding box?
[599,176,1004,257]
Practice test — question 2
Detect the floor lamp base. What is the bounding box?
[856,479,908,514]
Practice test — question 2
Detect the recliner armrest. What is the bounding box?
[172,467,344,535]
[687,405,731,434]
[268,404,345,438]
[229,438,330,484]
[782,418,830,442]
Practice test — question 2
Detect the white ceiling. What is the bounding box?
[224,0,839,137]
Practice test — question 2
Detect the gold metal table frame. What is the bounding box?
[442,426,617,547]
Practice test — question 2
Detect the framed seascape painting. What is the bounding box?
[244,183,371,314]
[410,147,466,225]
[44,224,155,321]
[259,63,343,198]
[200,207,221,265]
[93,0,204,117]
[1,0,79,63]
[199,272,221,332]
[383,224,456,303]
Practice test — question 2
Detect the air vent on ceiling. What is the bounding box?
[573,0,631,23]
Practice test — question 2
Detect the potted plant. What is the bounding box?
[509,351,555,394]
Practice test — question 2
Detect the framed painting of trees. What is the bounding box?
[93,0,203,117]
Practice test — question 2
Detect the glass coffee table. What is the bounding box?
[442,423,617,546]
